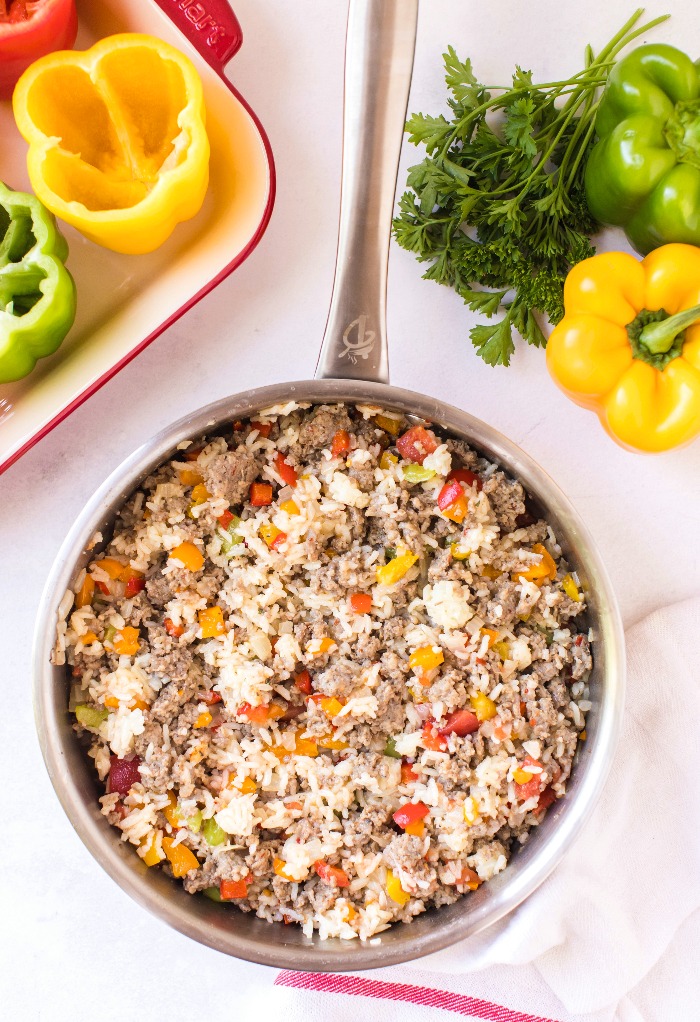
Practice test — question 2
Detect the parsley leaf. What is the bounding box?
[392,11,667,366]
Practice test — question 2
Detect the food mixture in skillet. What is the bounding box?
[54,402,592,940]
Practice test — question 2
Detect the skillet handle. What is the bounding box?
[315,0,418,384]
[153,0,243,73]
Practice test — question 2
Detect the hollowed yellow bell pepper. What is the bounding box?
[12,33,209,255]
[547,246,700,452]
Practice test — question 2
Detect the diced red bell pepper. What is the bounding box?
[458,867,482,890]
[331,430,351,457]
[183,445,204,462]
[401,761,419,783]
[220,877,251,900]
[275,452,297,487]
[95,580,111,596]
[217,509,234,530]
[447,468,482,491]
[250,421,272,438]
[314,860,350,888]
[270,530,287,551]
[396,426,438,464]
[422,721,447,751]
[200,689,222,705]
[536,785,557,814]
[294,669,313,695]
[237,702,270,724]
[393,801,429,829]
[514,755,545,802]
[164,617,185,638]
[114,800,129,821]
[108,755,141,796]
[249,482,273,506]
[124,575,145,598]
[437,480,464,511]
[0,0,78,100]
[349,593,372,614]
[439,709,479,737]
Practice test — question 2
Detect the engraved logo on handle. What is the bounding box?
[340,315,375,364]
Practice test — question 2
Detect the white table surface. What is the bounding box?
[2,1,699,1019]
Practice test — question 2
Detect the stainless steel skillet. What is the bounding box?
[33,0,624,971]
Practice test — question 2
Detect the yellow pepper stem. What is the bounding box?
[628,302,700,370]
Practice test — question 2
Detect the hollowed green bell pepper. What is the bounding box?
[585,44,700,254]
[0,181,76,383]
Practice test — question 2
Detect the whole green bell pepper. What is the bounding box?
[0,181,76,383]
[585,44,700,254]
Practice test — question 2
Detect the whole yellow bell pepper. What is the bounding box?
[12,34,209,255]
[547,245,700,452]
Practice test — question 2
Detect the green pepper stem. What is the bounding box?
[638,303,700,354]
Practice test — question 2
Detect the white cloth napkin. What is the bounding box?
[269,599,700,1022]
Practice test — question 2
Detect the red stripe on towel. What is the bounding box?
[274,971,562,1022]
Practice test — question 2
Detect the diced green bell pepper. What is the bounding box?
[0,181,76,382]
[203,886,223,902]
[220,515,243,554]
[402,464,436,483]
[384,736,401,759]
[202,816,227,846]
[585,44,700,253]
[75,704,108,729]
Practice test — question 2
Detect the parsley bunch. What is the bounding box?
[392,9,668,366]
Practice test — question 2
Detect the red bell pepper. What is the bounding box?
[217,509,235,530]
[331,430,351,457]
[294,669,313,695]
[124,574,145,598]
[163,617,185,638]
[437,480,464,511]
[275,452,297,487]
[447,467,482,491]
[421,721,447,751]
[250,421,272,438]
[396,425,438,464]
[220,877,251,900]
[349,592,372,614]
[314,860,350,887]
[393,801,429,829]
[0,0,77,99]
[249,482,273,506]
[439,709,479,737]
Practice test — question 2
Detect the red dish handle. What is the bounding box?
[153,0,243,73]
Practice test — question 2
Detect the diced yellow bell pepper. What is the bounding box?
[259,523,284,548]
[343,903,358,922]
[190,483,210,505]
[513,544,557,585]
[235,777,258,794]
[480,628,499,648]
[320,697,344,718]
[161,836,200,878]
[273,857,296,881]
[386,869,410,906]
[318,735,350,751]
[374,414,402,435]
[178,468,204,486]
[379,450,399,470]
[492,640,511,661]
[280,499,300,515]
[442,493,468,524]
[376,549,418,586]
[112,626,140,656]
[562,573,582,602]
[80,631,99,646]
[272,733,319,760]
[13,34,210,255]
[198,605,225,638]
[451,543,470,560]
[463,796,480,825]
[409,646,444,672]
[170,542,204,572]
[306,637,336,656]
[74,575,95,609]
[579,730,587,742]
[481,564,502,580]
[140,831,164,867]
[513,767,534,784]
[96,557,128,580]
[404,819,425,837]
[194,710,212,729]
[471,691,497,721]
[163,792,180,827]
